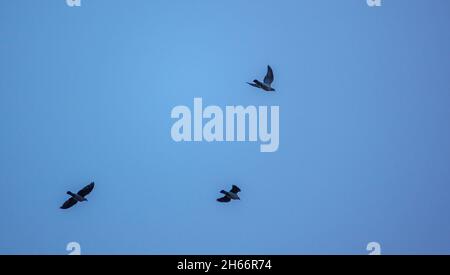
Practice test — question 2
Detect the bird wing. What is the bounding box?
[77,182,95,197]
[217,196,231,203]
[264,65,274,85]
[230,185,241,193]
[60,198,78,209]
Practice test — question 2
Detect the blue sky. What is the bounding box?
[1,0,450,254]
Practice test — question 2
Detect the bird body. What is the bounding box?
[67,191,87,202]
[247,66,276,92]
[221,190,240,200]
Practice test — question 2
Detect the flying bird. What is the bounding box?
[247,65,276,92]
[217,185,241,203]
[60,182,95,209]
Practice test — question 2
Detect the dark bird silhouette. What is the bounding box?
[247,65,276,92]
[60,182,95,209]
[217,185,241,203]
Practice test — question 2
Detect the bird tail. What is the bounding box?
[220,190,227,195]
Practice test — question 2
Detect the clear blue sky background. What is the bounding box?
[1,0,450,255]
